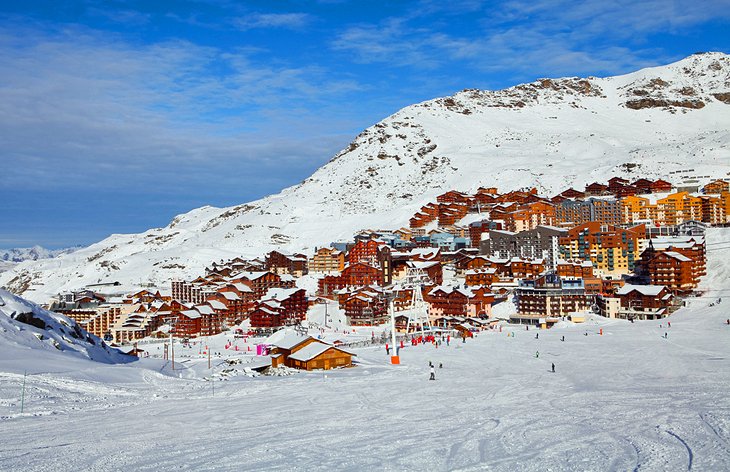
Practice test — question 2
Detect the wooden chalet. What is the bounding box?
[585,182,610,196]
[265,251,308,277]
[269,332,356,370]
[615,284,674,320]
[650,179,673,193]
[559,188,586,200]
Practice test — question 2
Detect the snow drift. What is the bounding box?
[0,288,130,365]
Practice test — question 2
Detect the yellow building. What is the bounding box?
[656,192,702,226]
[309,247,345,274]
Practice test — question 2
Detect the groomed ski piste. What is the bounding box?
[1,228,729,471]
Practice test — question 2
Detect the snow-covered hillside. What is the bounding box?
[0,288,129,364]
[3,52,730,302]
[0,228,728,471]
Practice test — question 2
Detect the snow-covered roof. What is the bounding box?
[406,261,440,269]
[195,305,215,315]
[286,342,332,362]
[181,309,201,319]
[663,251,692,262]
[208,300,227,310]
[269,331,314,350]
[265,287,302,300]
[616,284,666,296]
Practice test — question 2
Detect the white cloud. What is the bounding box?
[233,12,312,31]
[330,0,729,78]
[0,25,359,195]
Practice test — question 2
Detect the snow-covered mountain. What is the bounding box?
[2,52,729,302]
[0,246,79,274]
[0,288,129,364]
[0,246,75,264]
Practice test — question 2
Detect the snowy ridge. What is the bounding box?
[0,246,78,274]
[2,52,730,302]
[0,246,77,264]
[0,288,128,364]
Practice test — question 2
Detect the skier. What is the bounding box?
[561,335,565,342]
[664,332,668,339]
[535,350,540,358]
[668,321,671,328]
[429,366,436,380]
[439,362,443,369]
[551,363,555,373]
[535,333,539,339]
[385,343,390,355]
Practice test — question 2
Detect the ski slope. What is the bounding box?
[0,228,728,471]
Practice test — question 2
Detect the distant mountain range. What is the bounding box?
[0,246,78,264]
[2,52,729,303]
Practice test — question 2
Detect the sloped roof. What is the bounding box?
[270,331,315,350]
[663,251,692,262]
[616,284,666,296]
[208,300,227,310]
[287,342,355,362]
[181,309,201,319]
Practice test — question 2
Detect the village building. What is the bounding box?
[265,251,309,277]
[584,182,610,196]
[308,247,345,273]
[480,225,565,269]
[703,179,729,194]
[424,285,494,319]
[614,284,674,320]
[249,288,308,330]
[464,268,498,287]
[636,236,707,292]
[641,250,698,295]
[468,220,502,248]
[339,286,388,325]
[513,274,593,326]
[269,332,355,370]
[559,222,646,278]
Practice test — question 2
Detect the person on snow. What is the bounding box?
[561,335,565,342]
[551,363,555,373]
[385,343,390,355]
[664,332,668,339]
[535,333,539,339]
[439,362,443,369]
[668,321,671,328]
[535,350,540,358]
[429,366,436,380]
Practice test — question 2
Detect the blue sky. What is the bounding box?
[1,0,728,248]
